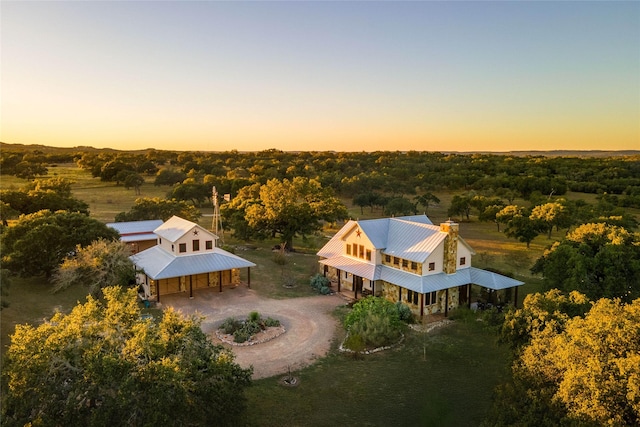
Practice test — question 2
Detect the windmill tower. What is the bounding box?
[212,186,224,246]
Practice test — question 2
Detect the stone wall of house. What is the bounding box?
[208,271,220,287]
[232,268,240,285]
[382,281,400,303]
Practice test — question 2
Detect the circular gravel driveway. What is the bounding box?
[159,286,345,379]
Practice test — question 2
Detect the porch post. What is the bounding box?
[189,275,193,299]
[467,284,471,309]
[445,288,449,317]
[337,269,341,292]
[156,280,160,303]
[219,271,223,292]
[247,268,251,288]
[355,277,358,299]
[514,286,518,309]
[420,293,424,317]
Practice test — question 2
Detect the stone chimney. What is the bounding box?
[440,220,459,274]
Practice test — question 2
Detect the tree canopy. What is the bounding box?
[532,223,640,302]
[53,239,135,297]
[114,197,201,222]
[1,210,120,277]
[222,177,347,249]
[1,286,252,427]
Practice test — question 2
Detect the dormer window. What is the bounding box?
[206,240,213,250]
[346,244,351,255]
[179,243,187,253]
[366,250,371,261]
[193,240,200,251]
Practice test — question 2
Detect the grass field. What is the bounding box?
[245,316,510,426]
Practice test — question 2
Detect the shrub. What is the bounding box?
[264,317,280,327]
[248,311,261,323]
[395,301,413,323]
[220,317,241,334]
[344,296,401,330]
[233,329,250,343]
[310,274,330,293]
[319,286,331,295]
[349,312,402,349]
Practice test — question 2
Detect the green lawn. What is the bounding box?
[245,316,510,426]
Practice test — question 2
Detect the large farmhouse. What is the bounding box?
[317,215,524,317]
[129,216,255,302]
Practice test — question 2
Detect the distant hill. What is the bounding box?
[1,142,638,158]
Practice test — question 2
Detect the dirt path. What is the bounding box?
[159,286,346,379]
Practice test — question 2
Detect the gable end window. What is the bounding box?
[346,244,351,255]
[460,257,466,266]
[359,245,364,259]
[179,243,187,253]
[193,240,200,251]
[366,250,371,261]
[171,244,174,252]
[428,262,435,271]
[205,240,213,250]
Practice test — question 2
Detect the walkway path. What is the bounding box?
[159,286,345,379]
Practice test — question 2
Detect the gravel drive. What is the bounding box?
[158,286,346,379]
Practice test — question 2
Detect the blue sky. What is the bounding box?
[2,1,638,152]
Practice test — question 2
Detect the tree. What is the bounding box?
[385,197,417,216]
[1,286,252,426]
[123,172,145,195]
[1,210,120,278]
[448,193,474,220]
[504,215,540,249]
[227,178,347,250]
[531,223,640,302]
[414,192,440,214]
[519,298,640,426]
[530,201,570,239]
[154,168,187,186]
[53,239,135,297]
[115,197,201,222]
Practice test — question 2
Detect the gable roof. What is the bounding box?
[131,245,255,280]
[107,219,164,243]
[318,215,445,263]
[153,215,216,242]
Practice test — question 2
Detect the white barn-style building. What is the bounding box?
[317,215,524,317]
[130,216,255,302]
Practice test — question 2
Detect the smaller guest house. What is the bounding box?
[130,216,255,302]
[317,215,524,317]
[107,219,163,254]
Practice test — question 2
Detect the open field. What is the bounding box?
[245,316,510,426]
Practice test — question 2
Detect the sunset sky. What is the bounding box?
[2,1,638,152]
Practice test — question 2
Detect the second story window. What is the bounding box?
[411,262,417,270]
[179,243,187,253]
[193,240,200,251]
[346,244,351,255]
[206,240,213,250]
[402,259,408,268]
[393,257,400,266]
[460,257,466,265]
[366,250,371,261]
[428,262,435,271]
[359,245,364,258]
[385,255,391,263]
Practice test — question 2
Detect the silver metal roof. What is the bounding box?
[131,246,255,280]
[319,256,381,281]
[107,220,164,237]
[153,215,200,242]
[317,215,442,263]
[119,233,158,243]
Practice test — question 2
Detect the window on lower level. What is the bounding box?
[179,243,187,253]
[407,290,418,305]
[425,291,437,305]
[428,262,435,271]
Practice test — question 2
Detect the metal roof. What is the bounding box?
[319,256,381,281]
[384,220,445,262]
[119,233,158,243]
[153,216,199,242]
[107,220,164,237]
[317,215,437,259]
[131,246,255,280]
